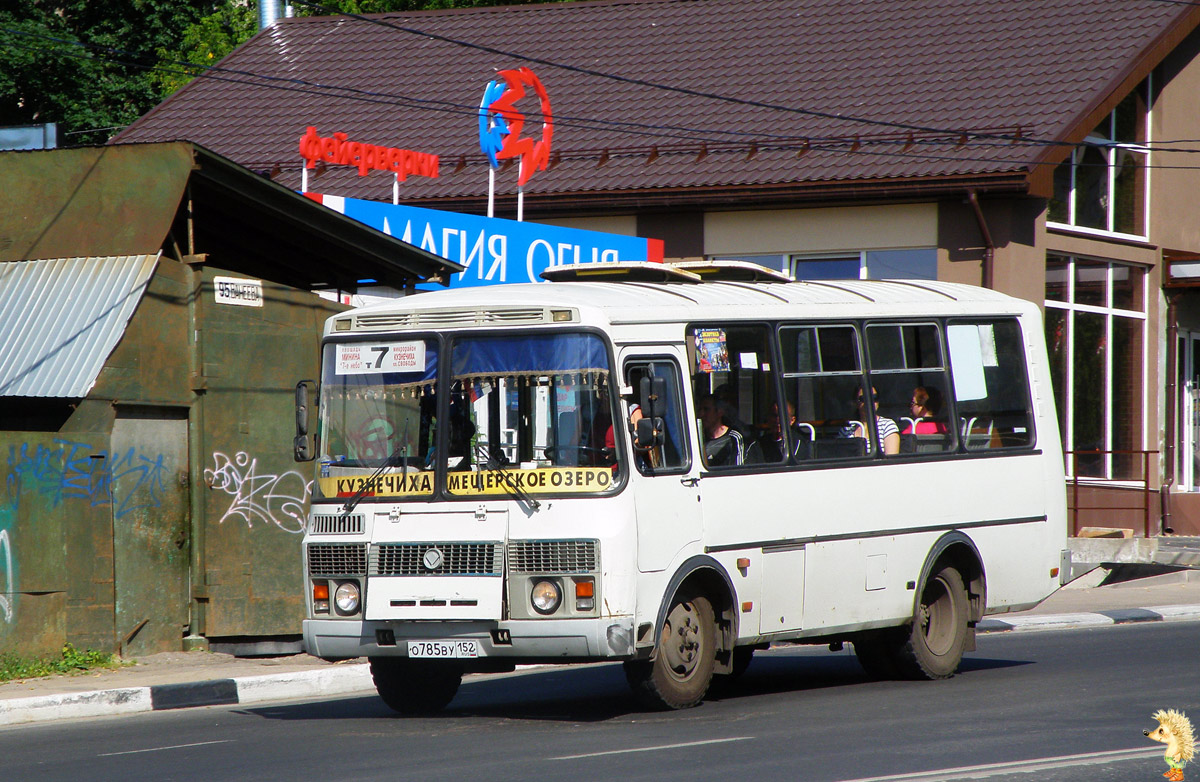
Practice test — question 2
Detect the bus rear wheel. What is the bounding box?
[894,565,969,679]
[624,592,716,709]
[370,658,463,715]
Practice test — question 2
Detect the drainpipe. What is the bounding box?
[966,189,995,289]
[1162,293,1179,534]
[184,183,210,649]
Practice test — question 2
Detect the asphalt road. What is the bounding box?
[1,622,1196,782]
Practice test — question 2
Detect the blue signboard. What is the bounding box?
[307,193,662,289]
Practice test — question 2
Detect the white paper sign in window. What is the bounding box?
[947,325,988,401]
[336,342,426,375]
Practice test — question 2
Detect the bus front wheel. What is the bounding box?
[370,658,463,715]
[624,591,716,710]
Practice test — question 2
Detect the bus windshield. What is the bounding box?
[315,331,622,502]
[445,331,622,498]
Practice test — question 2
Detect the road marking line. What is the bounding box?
[843,746,1163,782]
[99,740,234,757]
[550,736,754,760]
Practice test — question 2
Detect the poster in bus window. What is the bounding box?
[695,328,730,373]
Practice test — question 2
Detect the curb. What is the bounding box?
[0,664,373,728]
[977,604,1200,634]
[4,605,1200,728]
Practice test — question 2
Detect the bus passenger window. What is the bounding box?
[624,360,689,474]
[947,320,1035,450]
[780,325,873,460]
[689,324,784,468]
[866,323,955,455]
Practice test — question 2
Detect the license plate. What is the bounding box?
[408,639,480,659]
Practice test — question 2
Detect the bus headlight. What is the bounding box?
[334,581,361,615]
[530,579,562,615]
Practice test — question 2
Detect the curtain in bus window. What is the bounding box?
[451,333,608,379]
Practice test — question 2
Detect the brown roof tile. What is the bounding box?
[115,0,1198,211]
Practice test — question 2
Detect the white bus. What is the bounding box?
[295,261,1068,713]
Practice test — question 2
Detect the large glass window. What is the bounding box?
[1049,83,1149,238]
[1044,255,1147,479]
[788,249,937,281]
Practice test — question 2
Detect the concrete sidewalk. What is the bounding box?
[2,566,1198,728]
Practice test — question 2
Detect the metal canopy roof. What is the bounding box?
[0,142,462,291]
[0,254,159,398]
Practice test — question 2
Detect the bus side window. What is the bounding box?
[624,360,690,474]
[865,322,956,455]
[780,325,868,460]
[688,324,784,468]
[947,320,1035,450]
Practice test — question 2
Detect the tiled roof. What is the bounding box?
[115,0,1197,211]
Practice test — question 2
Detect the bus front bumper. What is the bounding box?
[303,616,638,662]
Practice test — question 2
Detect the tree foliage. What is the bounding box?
[0,1,225,144]
[0,0,570,144]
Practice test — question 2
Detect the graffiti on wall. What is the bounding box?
[204,451,312,534]
[6,439,168,520]
[0,502,16,628]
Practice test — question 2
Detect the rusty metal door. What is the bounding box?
[111,409,190,655]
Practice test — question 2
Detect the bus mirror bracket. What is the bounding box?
[295,379,317,462]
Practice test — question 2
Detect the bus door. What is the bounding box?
[621,351,701,573]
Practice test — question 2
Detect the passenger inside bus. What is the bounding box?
[901,386,949,435]
[845,387,900,455]
[753,401,811,462]
[697,392,746,466]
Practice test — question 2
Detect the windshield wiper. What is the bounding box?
[341,422,410,518]
[475,444,541,511]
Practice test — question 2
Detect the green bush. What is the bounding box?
[0,644,121,682]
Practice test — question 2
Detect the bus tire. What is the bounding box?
[370,657,463,715]
[624,592,716,709]
[852,631,903,680]
[893,565,969,680]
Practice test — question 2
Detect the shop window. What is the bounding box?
[1049,83,1149,239]
[789,249,936,281]
[1044,254,1147,479]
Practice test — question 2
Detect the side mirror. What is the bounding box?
[639,375,667,419]
[294,380,317,462]
[635,415,665,450]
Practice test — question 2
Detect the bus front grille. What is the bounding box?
[309,513,364,535]
[507,540,598,574]
[308,543,368,576]
[371,543,503,576]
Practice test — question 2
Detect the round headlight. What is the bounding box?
[334,582,360,614]
[530,579,562,615]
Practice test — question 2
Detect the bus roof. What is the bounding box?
[336,271,1035,335]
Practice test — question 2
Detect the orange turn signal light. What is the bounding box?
[574,580,594,599]
[313,583,330,601]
